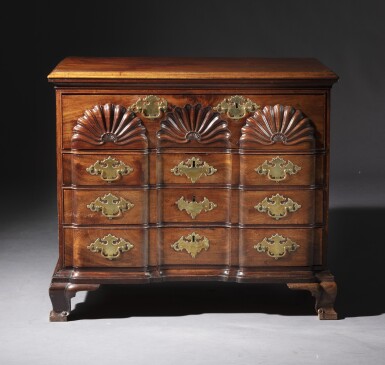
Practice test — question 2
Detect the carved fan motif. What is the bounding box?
[72,103,147,148]
[240,104,315,148]
[157,104,231,146]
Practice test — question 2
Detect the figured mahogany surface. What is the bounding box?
[48,57,338,321]
[48,57,338,84]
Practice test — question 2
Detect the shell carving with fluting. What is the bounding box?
[157,104,231,146]
[71,103,147,149]
[240,104,315,148]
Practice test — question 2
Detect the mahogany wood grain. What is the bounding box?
[48,57,338,82]
[159,227,230,266]
[239,228,317,267]
[49,57,338,321]
[63,189,148,225]
[239,189,320,225]
[240,154,315,186]
[157,152,232,185]
[158,188,230,224]
[64,227,147,268]
[63,152,148,186]
[60,94,326,150]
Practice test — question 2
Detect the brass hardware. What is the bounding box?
[87,193,134,219]
[176,196,217,219]
[254,193,301,220]
[129,95,167,119]
[255,156,301,182]
[171,157,217,183]
[214,95,259,120]
[86,156,133,183]
[254,233,299,259]
[171,232,210,258]
[87,234,134,260]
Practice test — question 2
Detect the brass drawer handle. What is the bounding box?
[86,156,133,183]
[214,95,259,120]
[255,156,301,182]
[129,95,167,119]
[171,232,209,258]
[176,196,217,219]
[171,157,217,183]
[254,193,301,220]
[254,233,299,260]
[87,193,134,219]
[87,234,134,260]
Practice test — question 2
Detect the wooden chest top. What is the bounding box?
[48,57,338,85]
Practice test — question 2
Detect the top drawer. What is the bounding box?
[60,94,326,150]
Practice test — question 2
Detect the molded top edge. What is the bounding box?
[48,57,339,83]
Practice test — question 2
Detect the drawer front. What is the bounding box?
[240,154,315,186]
[159,188,230,223]
[160,228,230,266]
[240,190,318,225]
[63,189,147,225]
[64,228,147,268]
[158,153,232,185]
[61,94,326,150]
[239,228,317,267]
[63,153,148,186]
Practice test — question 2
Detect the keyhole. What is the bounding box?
[192,160,196,168]
[235,102,239,109]
[192,235,195,242]
[192,195,196,202]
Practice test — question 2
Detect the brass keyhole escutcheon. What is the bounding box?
[171,157,217,183]
[175,196,217,219]
[214,95,259,120]
[171,232,210,258]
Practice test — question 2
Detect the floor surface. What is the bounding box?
[0,205,384,365]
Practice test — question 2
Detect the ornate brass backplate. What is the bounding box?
[87,193,134,219]
[254,193,301,220]
[254,233,299,259]
[255,156,301,182]
[171,157,217,183]
[87,234,134,260]
[129,95,167,119]
[171,232,210,258]
[86,156,133,183]
[214,95,259,120]
[176,196,217,219]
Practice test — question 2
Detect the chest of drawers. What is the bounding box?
[48,57,338,321]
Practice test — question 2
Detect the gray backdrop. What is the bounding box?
[1,1,384,364]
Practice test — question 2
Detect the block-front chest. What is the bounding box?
[48,57,338,321]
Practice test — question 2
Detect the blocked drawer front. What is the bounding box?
[157,153,232,185]
[159,228,230,266]
[61,94,326,150]
[63,189,147,225]
[63,153,148,186]
[159,188,230,223]
[64,228,147,268]
[240,190,319,225]
[239,228,318,267]
[240,154,315,186]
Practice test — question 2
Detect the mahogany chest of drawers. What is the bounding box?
[48,57,339,321]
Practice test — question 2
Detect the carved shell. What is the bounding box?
[157,104,231,146]
[240,104,315,148]
[72,103,147,148]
